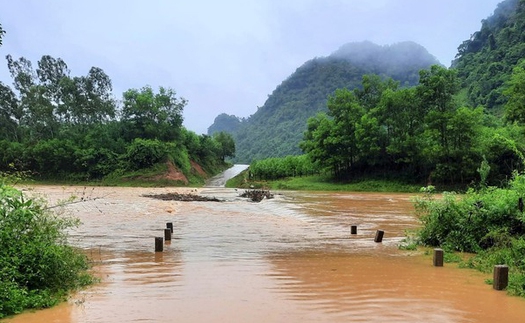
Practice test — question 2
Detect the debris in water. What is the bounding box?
[142,192,222,202]
[240,189,274,202]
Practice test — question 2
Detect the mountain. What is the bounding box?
[207,113,243,135]
[452,0,524,112]
[208,41,440,163]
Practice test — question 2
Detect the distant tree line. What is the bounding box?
[249,65,525,186]
[0,54,235,181]
[299,66,525,186]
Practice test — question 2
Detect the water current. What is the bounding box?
[4,176,525,322]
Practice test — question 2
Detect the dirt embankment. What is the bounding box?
[149,161,208,184]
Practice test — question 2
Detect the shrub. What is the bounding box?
[0,182,94,318]
[125,138,168,170]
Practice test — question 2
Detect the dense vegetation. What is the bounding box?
[413,172,525,297]
[0,54,235,183]
[246,67,524,187]
[0,180,95,318]
[299,66,525,186]
[208,41,440,163]
[453,0,525,112]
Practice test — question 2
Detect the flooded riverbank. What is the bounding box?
[4,186,525,322]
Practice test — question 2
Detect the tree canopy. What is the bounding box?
[0,54,232,182]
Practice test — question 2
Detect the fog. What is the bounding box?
[0,0,503,134]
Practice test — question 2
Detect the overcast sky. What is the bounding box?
[0,0,503,134]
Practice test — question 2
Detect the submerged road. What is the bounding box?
[205,164,249,187]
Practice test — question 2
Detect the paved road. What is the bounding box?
[205,164,249,187]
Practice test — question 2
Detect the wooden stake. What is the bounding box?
[433,248,444,267]
[493,265,509,290]
[167,222,173,233]
[351,225,357,235]
[155,237,163,252]
[164,228,172,241]
[374,230,384,243]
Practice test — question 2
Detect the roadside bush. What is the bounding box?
[414,173,525,253]
[413,173,525,297]
[125,138,168,170]
[27,139,78,176]
[0,182,94,318]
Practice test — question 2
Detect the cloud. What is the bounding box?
[0,0,502,134]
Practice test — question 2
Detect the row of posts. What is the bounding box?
[432,248,509,291]
[155,223,509,291]
[354,225,508,291]
[350,225,384,242]
[154,222,174,253]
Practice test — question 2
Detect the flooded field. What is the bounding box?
[4,185,525,322]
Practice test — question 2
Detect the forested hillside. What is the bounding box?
[453,0,525,111]
[208,41,439,163]
[246,0,525,187]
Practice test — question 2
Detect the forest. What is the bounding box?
[299,66,525,186]
[0,53,235,184]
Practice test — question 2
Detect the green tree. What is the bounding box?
[121,86,186,141]
[60,67,115,126]
[213,131,235,161]
[504,60,525,123]
[326,88,365,177]
[418,65,460,157]
[0,82,22,141]
[300,113,337,174]
[373,87,424,168]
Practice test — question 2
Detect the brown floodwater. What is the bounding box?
[4,186,525,322]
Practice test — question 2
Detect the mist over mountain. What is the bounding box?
[208,41,439,163]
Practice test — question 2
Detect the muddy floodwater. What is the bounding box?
[4,185,525,322]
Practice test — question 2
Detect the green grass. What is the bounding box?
[227,171,422,193]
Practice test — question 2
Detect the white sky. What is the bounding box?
[0,0,503,134]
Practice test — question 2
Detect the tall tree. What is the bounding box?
[61,67,115,125]
[213,131,236,161]
[0,82,21,141]
[326,88,365,177]
[121,86,186,141]
[36,55,70,123]
[417,65,460,153]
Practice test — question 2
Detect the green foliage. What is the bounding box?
[213,132,236,161]
[0,183,94,318]
[207,113,242,135]
[413,171,525,296]
[504,59,525,123]
[121,86,186,142]
[0,53,226,185]
[414,172,525,253]
[125,138,168,171]
[249,155,319,180]
[453,0,525,111]
[297,63,525,186]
